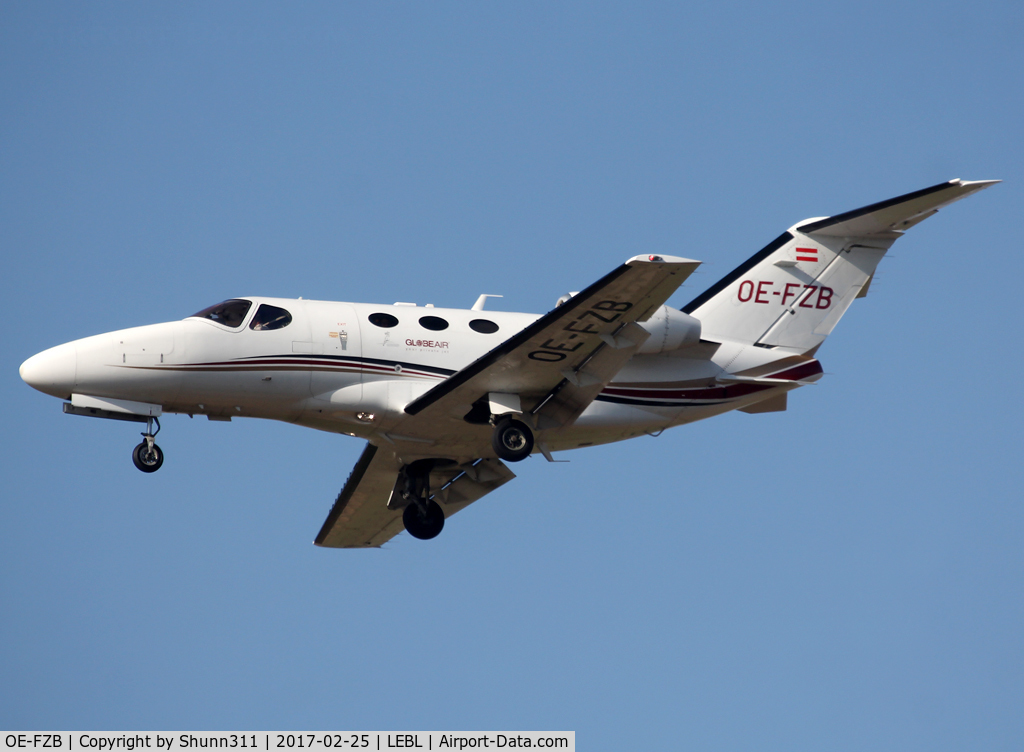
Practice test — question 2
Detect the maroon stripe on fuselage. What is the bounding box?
[118,363,443,378]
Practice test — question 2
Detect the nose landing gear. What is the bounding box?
[131,417,164,473]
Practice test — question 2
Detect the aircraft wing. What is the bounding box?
[404,254,700,429]
[314,442,516,548]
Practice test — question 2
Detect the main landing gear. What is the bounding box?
[399,459,446,540]
[491,417,534,462]
[131,416,164,473]
[403,498,445,540]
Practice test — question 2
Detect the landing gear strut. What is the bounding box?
[132,416,164,473]
[398,459,445,540]
[491,417,534,462]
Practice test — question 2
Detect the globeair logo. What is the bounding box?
[406,339,449,349]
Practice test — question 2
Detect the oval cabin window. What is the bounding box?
[469,319,499,334]
[419,316,449,331]
[368,312,399,328]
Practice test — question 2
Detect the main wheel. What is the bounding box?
[132,441,164,473]
[403,499,445,540]
[491,418,534,462]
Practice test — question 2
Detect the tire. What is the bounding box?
[403,499,445,540]
[132,442,164,473]
[491,418,534,462]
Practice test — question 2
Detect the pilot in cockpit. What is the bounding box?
[249,304,292,331]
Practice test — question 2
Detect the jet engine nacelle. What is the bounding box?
[636,306,701,354]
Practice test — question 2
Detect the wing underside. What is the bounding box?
[314,442,515,548]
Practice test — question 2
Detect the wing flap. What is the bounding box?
[532,321,650,428]
[436,458,516,514]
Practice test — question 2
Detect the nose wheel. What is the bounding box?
[132,417,164,473]
[133,441,164,472]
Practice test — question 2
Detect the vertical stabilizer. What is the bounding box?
[682,179,997,352]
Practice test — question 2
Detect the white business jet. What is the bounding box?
[20,179,997,547]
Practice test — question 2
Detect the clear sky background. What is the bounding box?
[2,2,1021,748]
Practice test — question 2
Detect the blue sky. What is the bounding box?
[2,2,1021,748]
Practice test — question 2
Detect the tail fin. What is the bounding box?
[683,179,998,352]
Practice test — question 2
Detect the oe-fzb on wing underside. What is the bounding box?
[19,179,998,546]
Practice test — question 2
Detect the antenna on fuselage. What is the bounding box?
[472,294,503,311]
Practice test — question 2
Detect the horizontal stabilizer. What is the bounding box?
[797,179,999,237]
[716,374,818,387]
[739,393,787,414]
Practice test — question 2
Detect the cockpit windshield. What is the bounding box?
[249,304,292,331]
[189,299,252,328]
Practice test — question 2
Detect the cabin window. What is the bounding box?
[419,315,449,331]
[368,312,399,328]
[469,318,499,334]
[190,299,252,329]
[249,304,292,331]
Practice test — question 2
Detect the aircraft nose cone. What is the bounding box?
[20,343,77,399]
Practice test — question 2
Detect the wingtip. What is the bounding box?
[625,253,702,266]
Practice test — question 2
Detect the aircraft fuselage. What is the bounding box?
[21,296,811,459]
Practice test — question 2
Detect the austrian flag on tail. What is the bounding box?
[795,247,818,262]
